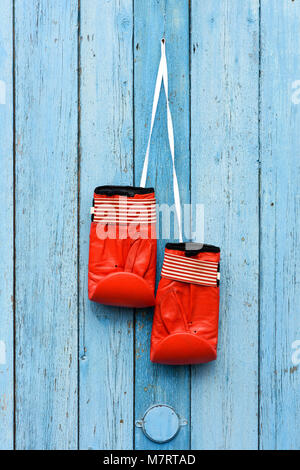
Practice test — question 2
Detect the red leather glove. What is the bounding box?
[88,186,157,307]
[150,243,220,364]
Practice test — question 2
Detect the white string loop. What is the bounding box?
[140,39,183,242]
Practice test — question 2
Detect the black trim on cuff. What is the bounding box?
[217,262,220,286]
[91,198,94,221]
[165,242,220,254]
[94,185,155,197]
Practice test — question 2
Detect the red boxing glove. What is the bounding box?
[88,186,157,308]
[150,243,220,365]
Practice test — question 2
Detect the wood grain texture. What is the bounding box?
[79,0,134,450]
[14,0,78,449]
[259,0,300,450]
[190,0,259,449]
[134,0,190,450]
[0,0,14,450]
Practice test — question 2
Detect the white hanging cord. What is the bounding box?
[139,44,163,188]
[140,39,183,242]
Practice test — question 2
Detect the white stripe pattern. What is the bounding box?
[93,197,156,224]
[161,253,219,287]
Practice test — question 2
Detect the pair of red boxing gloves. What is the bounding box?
[88,40,221,365]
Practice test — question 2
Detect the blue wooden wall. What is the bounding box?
[0,0,299,450]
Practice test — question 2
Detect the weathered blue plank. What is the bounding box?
[0,0,14,450]
[134,0,190,450]
[191,0,259,449]
[14,0,78,449]
[79,0,134,450]
[260,0,300,450]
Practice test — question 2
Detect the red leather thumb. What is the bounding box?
[159,289,189,335]
[124,238,152,278]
